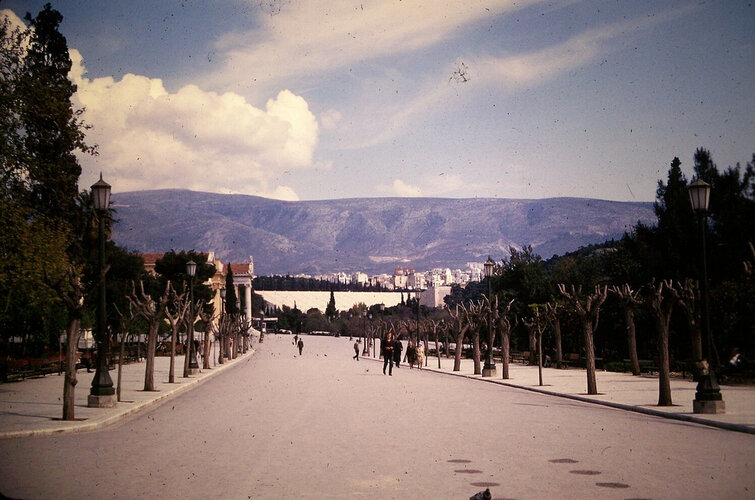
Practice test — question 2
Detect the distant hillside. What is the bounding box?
[111,190,655,275]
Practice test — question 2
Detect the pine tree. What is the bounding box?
[325,288,337,321]
[225,262,239,316]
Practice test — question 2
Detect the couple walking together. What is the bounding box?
[382,332,403,375]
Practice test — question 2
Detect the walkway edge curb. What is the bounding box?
[365,357,754,435]
[433,366,755,435]
[0,349,256,440]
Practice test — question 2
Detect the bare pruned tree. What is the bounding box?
[669,279,703,364]
[558,284,608,395]
[609,284,643,376]
[494,298,516,380]
[523,304,546,386]
[447,304,471,372]
[196,306,217,369]
[544,301,563,369]
[464,301,485,375]
[47,264,86,420]
[646,279,675,406]
[427,319,443,369]
[127,280,170,391]
[238,314,252,355]
[164,282,190,383]
[113,301,138,402]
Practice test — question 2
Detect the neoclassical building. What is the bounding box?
[142,251,254,322]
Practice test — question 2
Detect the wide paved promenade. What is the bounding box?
[1,334,753,499]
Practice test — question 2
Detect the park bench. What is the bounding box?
[561,353,581,367]
[510,351,530,364]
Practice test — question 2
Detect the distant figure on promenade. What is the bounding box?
[406,341,416,368]
[382,332,395,375]
[297,338,304,355]
[416,341,425,369]
[393,337,403,368]
[353,341,360,361]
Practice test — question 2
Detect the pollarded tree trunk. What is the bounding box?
[559,284,607,395]
[429,320,442,369]
[500,329,510,379]
[114,302,137,402]
[545,302,563,369]
[144,322,159,391]
[127,281,170,392]
[48,265,87,421]
[527,326,537,366]
[454,326,465,371]
[448,304,469,372]
[582,319,598,395]
[164,283,189,383]
[63,316,82,421]
[624,308,641,376]
[497,299,515,380]
[649,280,674,406]
[610,284,642,376]
[465,302,484,375]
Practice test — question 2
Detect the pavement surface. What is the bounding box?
[1,337,753,439]
[1,334,754,500]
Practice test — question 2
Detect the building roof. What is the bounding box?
[229,263,251,275]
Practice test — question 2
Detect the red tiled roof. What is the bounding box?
[229,263,250,275]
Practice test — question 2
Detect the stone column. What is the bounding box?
[245,282,252,321]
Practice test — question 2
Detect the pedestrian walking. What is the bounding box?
[393,336,403,368]
[416,341,425,369]
[353,340,360,361]
[297,338,304,355]
[406,340,416,369]
[382,332,395,375]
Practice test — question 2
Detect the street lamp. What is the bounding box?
[362,311,369,355]
[482,256,497,377]
[414,288,422,349]
[378,303,385,358]
[89,174,116,408]
[688,179,724,414]
[217,288,225,366]
[186,259,200,375]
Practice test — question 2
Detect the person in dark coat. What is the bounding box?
[393,336,403,368]
[297,338,304,355]
[353,340,360,361]
[382,332,395,375]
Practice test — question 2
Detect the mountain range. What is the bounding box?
[111,190,655,275]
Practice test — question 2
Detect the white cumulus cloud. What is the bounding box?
[385,179,422,197]
[70,50,318,198]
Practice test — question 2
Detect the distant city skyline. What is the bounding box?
[3,1,752,203]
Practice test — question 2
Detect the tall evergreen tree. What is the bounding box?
[225,262,239,316]
[21,4,93,223]
[325,288,337,321]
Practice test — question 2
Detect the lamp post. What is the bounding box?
[88,174,116,408]
[688,179,724,414]
[377,303,385,358]
[362,311,369,355]
[186,259,200,375]
[414,288,422,347]
[217,288,225,367]
[482,256,497,377]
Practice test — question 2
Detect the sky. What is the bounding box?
[2,0,753,202]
